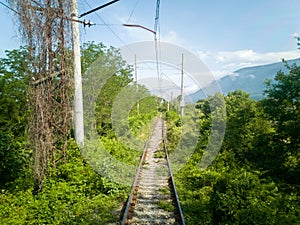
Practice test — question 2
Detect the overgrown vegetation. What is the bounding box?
[0,43,158,224]
[174,64,300,224]
[1,41,299,224]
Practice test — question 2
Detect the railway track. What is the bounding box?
[121,117,185,225]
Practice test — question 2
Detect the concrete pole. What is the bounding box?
[71,0,84,146]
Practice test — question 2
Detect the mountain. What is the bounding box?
[189,58,300,102]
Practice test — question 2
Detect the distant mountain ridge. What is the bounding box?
[189,58,300,102]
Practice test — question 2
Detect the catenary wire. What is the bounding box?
[80,0,169,95]
[81,0,158,73]
[0,1,22,16]
[126,0,140,23]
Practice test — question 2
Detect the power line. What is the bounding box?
[82,0,127,46]
[79,0,120,18]
[0,1,21,16]
[81,0,152,69]
[94,23,120,26]
[29,0,44,8]
[0,1,95,27]
[126,0,140,23]
[81,0,161,85]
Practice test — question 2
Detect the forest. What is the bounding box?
[0,42,299,224]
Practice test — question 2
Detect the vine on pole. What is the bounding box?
[10,0,73,191]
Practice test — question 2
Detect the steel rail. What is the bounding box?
[121,118,160,225]
[121,117,185,225]
[162,121,186,225]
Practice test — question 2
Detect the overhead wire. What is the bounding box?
[80,0,165,94]
[0,1,21,16]
[29,0,44,7]
[126,0,140,23]
[1,0,159,83]
[79,0,120,18]
[80,0,157,75]
[81,0,131,50]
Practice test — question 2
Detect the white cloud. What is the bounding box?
[197,50,212,60]
[196,49,300,79]
[210,70,236,79]
[160,30,181,45]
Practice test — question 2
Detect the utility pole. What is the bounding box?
[71,0,84,146]
[70,0,120,147]
[135,54,140,115]
[180,54,185,117]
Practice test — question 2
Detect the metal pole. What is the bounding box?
[71,0,84,146]
[180,54,184,117]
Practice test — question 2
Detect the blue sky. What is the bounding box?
[1,0,300,78]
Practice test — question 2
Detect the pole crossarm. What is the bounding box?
[64,17,95,27]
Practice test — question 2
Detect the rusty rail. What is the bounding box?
[162,121,186,225]
[121,118,159,225]
[121,117,185,225]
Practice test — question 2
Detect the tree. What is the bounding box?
[210,168,299,225]
[262,64,300,147]
[0,47,31,187]
[223,91,262,163]
[261,64,300,183]
[0,47,29,134]
[80,42,133,136]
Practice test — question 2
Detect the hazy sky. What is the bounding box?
[1,0,300,79]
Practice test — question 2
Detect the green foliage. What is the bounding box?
[163,110,182,152]
[175,164,218,224]
[158,200,175,212]
[0,47,31,187]
[158,187,171,195]
[0,140,128,224]
[0,43,156,224]
[3,42,299,224]
[100,136,141,166]
[0,131,31,188]
[0,47,29,133]
[81,42,133,137]
[95,72,133,136]
[128,104,158,140]
[130,95,158,116]
[154,149,165,159]
[222,90,272,165]
[260,64,300,183]
[81,42,106,74]
[174,88,300,224]
[210,169,299,225]
[262,64,300,143]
